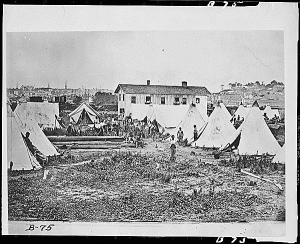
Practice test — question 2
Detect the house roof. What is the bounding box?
[114,84,211,96]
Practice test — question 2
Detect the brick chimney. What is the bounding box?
[147,80,150,86]
[182,81,187,87]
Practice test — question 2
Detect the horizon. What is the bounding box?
[6,31,284,93]
[7,79,284,93]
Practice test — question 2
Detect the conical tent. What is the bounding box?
[220,107,281,155]
[146,104,157,122]
[173,105,206,143]
[129,104,150,121]
[220,103,232,121]
[272,144,285,164]
[233,105,251,121]
[14,109,59,156]
[69,102,101,124]
[7,105,42,171]
[252,100,259,107]
[194,104,236,148]
[261,105,281,120]
[147,105,188,133]
[195,103,209,122]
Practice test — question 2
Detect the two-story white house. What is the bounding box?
[114,80,210,119]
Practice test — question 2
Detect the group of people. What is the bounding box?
[122,116,161,147]
[170,124,199,161]
[65,114,201,161]
[263,113,282,123]
[66,122,120,136]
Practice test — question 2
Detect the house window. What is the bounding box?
[123,94,125,101]
[145,96,151,104]
[182,97,187,104]
[196,98,200,104]
[131,96,136,104]
[174,97,180,105]
[120,108,125,113]
[161,97,165,104]
[119,94,122,101]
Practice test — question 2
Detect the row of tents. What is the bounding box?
[6,104,59,171]
[6,99,284,171]
[233,104,281,121]
[130,102,284,164]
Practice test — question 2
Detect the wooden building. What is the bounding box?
[114,80,210,119]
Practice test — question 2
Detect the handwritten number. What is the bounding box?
[45,224,54,231]
[25,224,54,232]
[231,237,237,243]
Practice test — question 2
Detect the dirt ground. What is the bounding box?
[8,138,285,222]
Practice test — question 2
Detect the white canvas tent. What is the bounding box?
[195,103,209,122]
[146,104,156,121]
[194,104,236,148]
[69,102,101,125]
[7,105,42,171]
[14,109,59,156]
[220,102,232,121]
[15,101,60,129]
[220,106,281,155]
[129,104,150,121]
[173,105,206,144]
[272,144,285,164]
[261,105,281,120]
[147,105,188,134]
[233,104,251,121]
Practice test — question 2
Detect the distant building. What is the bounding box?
[210,89,244,107]
[114,80,210,118]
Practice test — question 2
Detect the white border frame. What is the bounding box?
[2,3,298,242]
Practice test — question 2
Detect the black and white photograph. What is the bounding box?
[2,3,298,241]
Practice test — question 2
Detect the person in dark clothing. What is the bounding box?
[177,127,184,144]
[9,161,13,171]
[193,125,198,142]
[170,135,176,161]
[67,125,72,136]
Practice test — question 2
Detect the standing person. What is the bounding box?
[67,124,72,136]
[193,125,198,142]
[170,135,177,161]
[177,127,184,144]
[151,123,157,141]
[9,161,14,171]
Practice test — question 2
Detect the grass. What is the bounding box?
[8,147,285,222]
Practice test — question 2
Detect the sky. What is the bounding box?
[6,31,284,93]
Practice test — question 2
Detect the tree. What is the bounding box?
[255,81,260,86]
[271,80,278,85]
